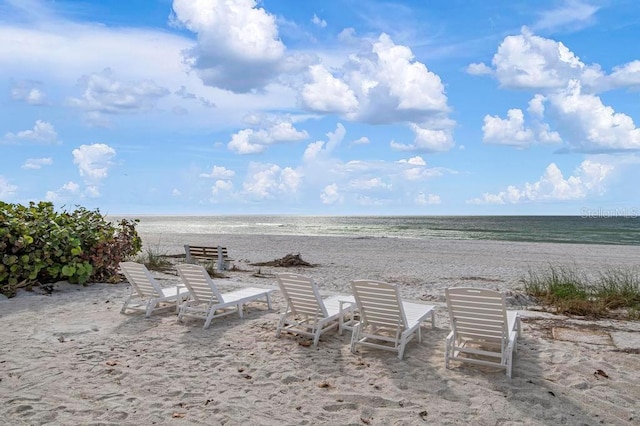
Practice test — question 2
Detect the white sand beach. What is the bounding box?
[2,234,639,425]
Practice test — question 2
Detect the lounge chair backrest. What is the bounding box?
[176,264,225,305]
[120,262,164,298]
[445,287,509,347]
[351,280,408,331]
[276,273,328,319]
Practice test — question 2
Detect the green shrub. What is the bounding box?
[0,201,142,297]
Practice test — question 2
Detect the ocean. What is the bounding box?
[118,215,640,246]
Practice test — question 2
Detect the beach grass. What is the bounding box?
[523,264,640,319]
[134,244,172,271]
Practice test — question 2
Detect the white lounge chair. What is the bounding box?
[350,280,436,360]
[445,287,521,378]
[276,273,355,346]
[119,261,190,317]
[176,264,274,329]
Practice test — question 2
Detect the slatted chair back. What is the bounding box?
[351,280,408,334]
[176,264,225,305]
[276,273,328,320]
[120,261,164,298]
[446,287,509,351]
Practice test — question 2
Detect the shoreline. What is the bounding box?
[118,214,640,247]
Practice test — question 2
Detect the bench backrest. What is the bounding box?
[184,245,229,261]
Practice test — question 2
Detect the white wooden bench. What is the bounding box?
[184,245,234,271]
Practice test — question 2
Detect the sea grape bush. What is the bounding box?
[0,201,142,297]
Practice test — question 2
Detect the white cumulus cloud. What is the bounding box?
[228,120,309,154]
[72,143,116,182]
[415,193,441,205]
[482,109,535,147]
[320,183,342,205]
[348,177,391,191]
[172,0,286,93]
[311,14,327,28]
[528,94,547,117]
[300,33,451,128]
[609,60,640,89]
[45,181,81,202]
[475,28,640,153]
[84,185,100,198]
[548,80,640,152]
[303,123,346,161]
[4,120,59,144]
[10,80,46,105]
[352,136,370,145]
[68,68,169,123]
[397,155,441,180]
[466,62,493,76]
[211,180,235,200]
[200,166,236,179]
[398,156,426,166]
[489,27,603,91]
[242,163,301,199]
[390,124,454,152]
[468,161,613,204]
[0,176,17,198]
[301,65,359,114]
[22,157,53,170]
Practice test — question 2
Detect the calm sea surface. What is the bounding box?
[115,216,640,246]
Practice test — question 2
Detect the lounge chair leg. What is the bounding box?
[313,327,321,347]
[177,305,184,322]
[238,304,244,319]
[266,294,272,310]
[204,311,216,329]
[120,289,133,314]
[445,333,453,369]
[275,314,287,338]
[350,324,360,354]
[145,300,155,317]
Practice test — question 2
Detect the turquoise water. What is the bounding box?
[118,215,640,246]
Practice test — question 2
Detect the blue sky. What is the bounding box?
[1,0,640,215]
